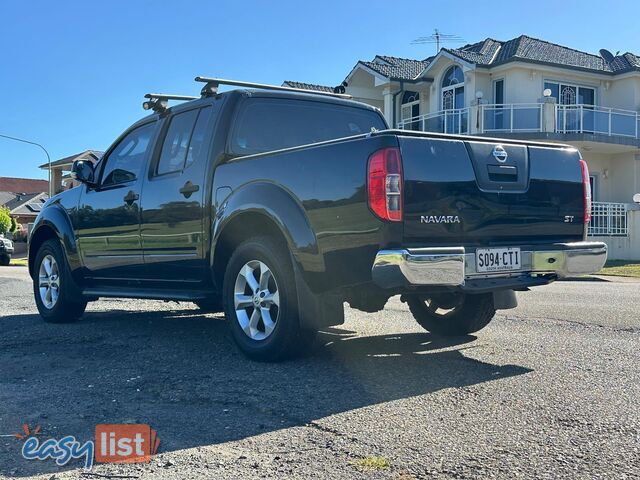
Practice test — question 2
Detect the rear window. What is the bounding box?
[230,98,386,155]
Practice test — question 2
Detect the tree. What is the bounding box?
[0,207,10,236]
[10,216,18,233]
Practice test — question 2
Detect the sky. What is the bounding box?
[1,0,639,180]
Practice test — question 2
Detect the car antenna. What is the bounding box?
[194,77,352,99]
[142,93,198,113]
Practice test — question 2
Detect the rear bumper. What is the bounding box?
[371,241,608,289]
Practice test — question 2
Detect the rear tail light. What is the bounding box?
[579,159,591,223]
[368,147,403,221]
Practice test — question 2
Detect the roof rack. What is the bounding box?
[142,93,198,113]
[194,77,352,99]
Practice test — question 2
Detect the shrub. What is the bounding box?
[9,216,17,233]
[0,207,11,236]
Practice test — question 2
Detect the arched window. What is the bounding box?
[400,91,420,129]
[441,65,465,111]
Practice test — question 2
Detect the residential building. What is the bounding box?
[290,35,640,259]
[0,177,48,194]
[39,149,103,194]
[2,192,49,227]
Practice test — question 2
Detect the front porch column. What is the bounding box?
[540,96,557,133]
[52,168,63,195]
[383,87,394,127]
[469,99,486,134]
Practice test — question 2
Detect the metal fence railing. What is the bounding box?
[588,202,629,236]
[398,108,469,135]
[482,103,543,133]
[556,105,639,138]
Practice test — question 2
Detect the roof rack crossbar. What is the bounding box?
[142,93,198,113]
[144,93,199,101]
[194,77,352,99]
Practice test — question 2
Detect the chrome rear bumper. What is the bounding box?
[371,242,608,288]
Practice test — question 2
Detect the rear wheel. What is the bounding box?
[222,236,315,361]
[33,239,87,323]
[406,292,495,336]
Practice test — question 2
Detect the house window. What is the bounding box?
[401,91,420,129]
[546,80,596,132]
[493,79,504,104]
[441,65,466,133]
[544,81,595,106]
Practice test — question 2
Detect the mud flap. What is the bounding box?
[293,261,344,329]
[493,289,518,310]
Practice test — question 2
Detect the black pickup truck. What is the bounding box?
[28,78,607,360]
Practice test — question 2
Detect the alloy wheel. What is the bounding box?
[38,254,60,310]
[233,260,280,341]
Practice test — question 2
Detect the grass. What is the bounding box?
[351,456,391,471]
[598,260,640,278]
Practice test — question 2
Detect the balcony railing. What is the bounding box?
[588,202,629,236]
[482,103,543,133]
[397,103,640,140]
[398,108,469,134]
[556,105,640,138]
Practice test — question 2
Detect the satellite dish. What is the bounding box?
[599,49,615,63]
[633,193,640,203]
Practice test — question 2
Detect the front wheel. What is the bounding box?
[33,239,87,323]
[0,255,10,266]
[222,236,315,361]
[406,292,495,336]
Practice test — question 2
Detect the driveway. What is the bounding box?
[0,267,638,479]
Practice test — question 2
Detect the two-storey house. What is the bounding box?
[287,35,640,260]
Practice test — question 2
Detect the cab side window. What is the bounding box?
[101,123,156,186]
[156,107,212,176]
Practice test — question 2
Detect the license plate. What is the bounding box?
[476,247,521,273]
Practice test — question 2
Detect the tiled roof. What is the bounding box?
[3,192,48,216]
[449,35,640,74]
[0,177,48,194]
[282,81,335,93]
[360,55,434,81]
[353,35,640,81]
[39,149,103,169]
[0,191,16,206]
[445,39,502,65]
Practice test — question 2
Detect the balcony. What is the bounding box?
[556,105,640,138]
[398,108,469,134]
[397,103,640,142]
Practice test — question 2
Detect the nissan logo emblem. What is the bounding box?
[492,145,508,163]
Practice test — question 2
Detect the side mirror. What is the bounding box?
[71,160,95,185]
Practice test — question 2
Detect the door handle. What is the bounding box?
[123,190,139,205]
[179,181,200,199]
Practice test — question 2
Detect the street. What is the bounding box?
[0,266,638,479]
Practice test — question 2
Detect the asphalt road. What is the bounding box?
[0,266,638,479]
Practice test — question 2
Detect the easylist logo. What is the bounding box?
[95,424,160,463]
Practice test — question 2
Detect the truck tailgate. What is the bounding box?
[399,136,586,246]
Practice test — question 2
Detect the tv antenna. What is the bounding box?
[412,29,465,53]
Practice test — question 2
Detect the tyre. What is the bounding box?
[0,255,9,266]
[406,292,496,336]
[222,236,315,361]
[193,297,223,314]
[33,239,87,323]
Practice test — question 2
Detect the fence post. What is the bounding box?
[540,96,556,133]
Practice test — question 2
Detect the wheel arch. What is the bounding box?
[211,182,321,291]
[28,206,79,278]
